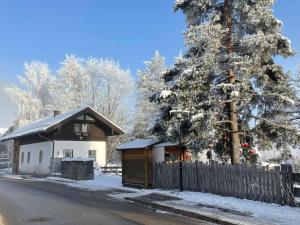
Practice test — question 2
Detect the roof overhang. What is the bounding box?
[0,106,125,141]
[117,139,160,151]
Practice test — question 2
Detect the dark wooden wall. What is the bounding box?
[50,121,107,141]
[17,113,113,146]
[122,148,152,187]
[165,146,180,160]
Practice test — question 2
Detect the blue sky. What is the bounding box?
[0,0,299,127]
[0,0,185,84]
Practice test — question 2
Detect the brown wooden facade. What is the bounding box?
[121,148,153,188]
[119,142,190,188]
[8,107,124,174]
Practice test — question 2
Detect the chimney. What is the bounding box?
[53,110,61,117]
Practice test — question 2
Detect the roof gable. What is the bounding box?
[0,107,125,141]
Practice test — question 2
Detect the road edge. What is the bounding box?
[124,197,272,225]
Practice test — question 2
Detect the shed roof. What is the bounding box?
[117,138,160,150]
[0,106,125,141]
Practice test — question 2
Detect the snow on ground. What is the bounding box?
[53,173,299,225]
[2,169,300,225]
[157,191,300,225]
[42,173,123,190]
[0,168,25,180]
[32,173,300,225]
[109,188,300,225]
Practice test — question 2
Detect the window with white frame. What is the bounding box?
[39,150,43,164]
[27,152,31,164]
[82,123,89,136]
[74,123,81,135]
[21,152,24,164]
[88,150,96,161]
[63,149,73,158]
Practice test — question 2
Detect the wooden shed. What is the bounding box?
[117,139,192,188]
[117,139,160,188]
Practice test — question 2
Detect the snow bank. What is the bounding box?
[162,191,300,225]
[67,174,122,190]
[110,188,300,225]
[45,173,122,190]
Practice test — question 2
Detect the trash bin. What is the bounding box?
[61,158,94,180]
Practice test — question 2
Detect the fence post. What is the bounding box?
[281,164,295,206]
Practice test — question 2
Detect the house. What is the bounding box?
[117,139,191,188]
[0,106,125,175]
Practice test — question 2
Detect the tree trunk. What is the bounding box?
[224,0,241,164]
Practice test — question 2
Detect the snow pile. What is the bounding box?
[46,173,122,191]
[0,169,24,180]
[163,191,300,225]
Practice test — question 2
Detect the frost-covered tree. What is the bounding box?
[132,51,166,138]
[85,57,133,127]
[155,0,299,164]
[53,55,133,128]
[6,55,134,162]
[53,55,90,111]
[5,61,54,122]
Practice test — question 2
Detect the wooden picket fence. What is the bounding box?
[152,161,296,206]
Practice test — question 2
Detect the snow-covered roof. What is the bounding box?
[154,142,178,147]
[0,128,7,137]
[117,139,160,150]
[0,106,125,141]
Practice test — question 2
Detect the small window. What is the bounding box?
[63,149,73,158]
[85,115,95,122]
[88,150,96,161]
[165,152,176,162]
[21,152,24,164]
[74,123,81,135]
[82,123,89,136]
[27,152,31,164]
[39,150,43,164]
[76,115,84,120]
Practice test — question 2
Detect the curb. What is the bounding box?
[125,197,269,225]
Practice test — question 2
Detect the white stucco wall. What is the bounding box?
[152,146,165,163]
[19,141,53,175]
[54,141,107,167]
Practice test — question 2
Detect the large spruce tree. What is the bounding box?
[155,0,299,164]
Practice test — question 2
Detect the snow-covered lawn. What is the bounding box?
[156,191,300,225]
[44,173,123,190]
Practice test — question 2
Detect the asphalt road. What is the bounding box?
[0,177,215,225]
